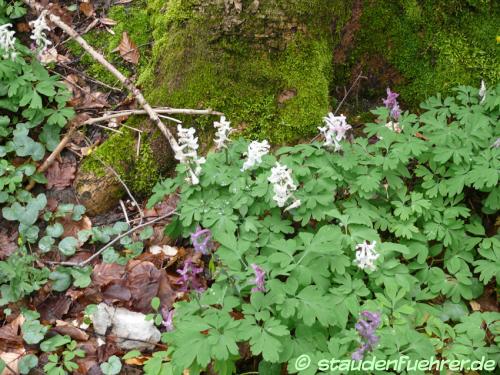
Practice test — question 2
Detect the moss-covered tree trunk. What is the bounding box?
[139,0,353,143]
[76,0,354,214]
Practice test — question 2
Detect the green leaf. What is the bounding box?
[151,297,160,310]
[49,270,72,292]
[40,335,71,352]
[123,350,142,360]
[22,319,48,344]
[58,236,78,256]
[100,355,122,375]
[19,354,38,374]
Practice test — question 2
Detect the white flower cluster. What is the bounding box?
[29,10,52,54]
[241,140,270,171]
[173,125,206,185]
[0,23,17,60]
[354,240,379,271]
[318,113,352,151]
[213,116,233,150]
[268,162,300,209]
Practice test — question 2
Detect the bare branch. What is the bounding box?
[22,0,180,151]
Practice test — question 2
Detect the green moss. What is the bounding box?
[139,0,352,144]
[66,0,152,86]
[80,126,161,197]
[343,0,499,108]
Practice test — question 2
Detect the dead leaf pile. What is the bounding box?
[93,260,174,313]
[45,157,77,190]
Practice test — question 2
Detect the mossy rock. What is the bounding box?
[335,0,500,110]
[75,120,176,215]
[74,117,216,215]
[138,0,353,144]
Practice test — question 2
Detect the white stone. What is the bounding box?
[91,303,161,351]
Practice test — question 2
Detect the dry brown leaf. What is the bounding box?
[117,32,139,64]
[124,355,149,365]
[80,2,95,17]
[0,227,18,260]
[79,89,110,109]
[0,314,24,349]
[58,215,92,239]
[38,295,72,323]
[15,22,30,33]
[53,320,89,341]
[470,300,481,311]
[45,158,77,190]
[0,347,24,375]
[92,263,126,288]
[126,260,162,312]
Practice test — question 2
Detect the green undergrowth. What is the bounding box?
[146,84,500,374]
[66,0,151,86]
[340,0,500,108]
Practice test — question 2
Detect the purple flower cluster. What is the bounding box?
[352,311,381,361]
[177,257,205,292]
[383,88,401,120]
[161,306,175,332]
[251,264,266,293]
[191,227,213,255]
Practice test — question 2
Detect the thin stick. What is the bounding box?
[136,132,141,157]
[23,0,180,152]
[119,199,130,225]
[82,108,223,127]
[25,122,79,191]
[310,71,366,143]
[92,123,123,134]
[93,155,144,225]
[45,210,175,267]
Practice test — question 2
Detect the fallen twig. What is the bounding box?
[24,105,220,190]
[93,154,145,225]
[45,210,176,267]
[82,107,223,126]
[23,0,180,152]
[25,121,80,191]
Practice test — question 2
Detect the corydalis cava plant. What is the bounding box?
[213,116,233,150]
[241,140,270,171]
[318,113,351,151]
[191,227,212,255]
[0,23,17,60]
[177,257,205,293]
[174,125,206,185]
[355,240,379,271]
[352,311,381,360]
[29,10,51,55]
[268,162,300,210]
[251,264,266,293]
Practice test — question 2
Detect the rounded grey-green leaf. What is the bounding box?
[100,355,122,375]
[58,236,78,256]
[19,354,38,375]
[49,270,72,292]
[38,236,55,253]
[46,223,64,238]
